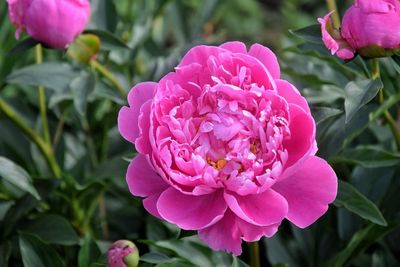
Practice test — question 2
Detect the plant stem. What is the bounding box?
[0,98,62,178]
[90,60,127,97]
[326,0,341,28]
[249,242,261,267]
[372,59,400,150]
[35,44,51,145]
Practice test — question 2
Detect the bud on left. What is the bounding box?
[6,0,91,49]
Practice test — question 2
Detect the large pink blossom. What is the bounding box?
[7,0,91,49]
[118,42,337,255]
[319,0,400,59]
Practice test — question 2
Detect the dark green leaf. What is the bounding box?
[78,236,101,267]
[19,233,64,267]
[0,156,40,199]
[88,0,117,32]
[7,37,39,56]
[0,242,11,267]
[311,107,343,125]
[26,214,79,245]
[155,258,195,267]
[6,63,79,91]
[140,252,170,264]
[328,223,398,267]
[335,146,400,168]
[290,24,322,44]
[232,256,249,267]
[335,180,387,226]
[344,79,383,123]
[70,71,96,115]
[85,29,129,50]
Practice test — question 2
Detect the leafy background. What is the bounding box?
[1,0,400,266]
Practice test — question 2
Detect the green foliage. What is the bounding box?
[1,0,400,266]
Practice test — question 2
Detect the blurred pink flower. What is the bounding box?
[319,0,400,59]
[118,42,337,255]
[7,0,91,49]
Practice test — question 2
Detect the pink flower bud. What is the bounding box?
[6,0,91,49]
[107,240,139,267]
[319,0,400,59]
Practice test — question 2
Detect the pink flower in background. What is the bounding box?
[107,240,139,267]
[319,0,400,59]
[118,42,337,255]
[7,0,91,49]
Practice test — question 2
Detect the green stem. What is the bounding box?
[0,98,61,178]
[249,242,261,267]
[326,0,341,28]
[91,60,127,97]
[372,59,400,150]
[35,44,51,145]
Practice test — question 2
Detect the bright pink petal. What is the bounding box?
[118,82,156,144]
[143,193,164,220]
[135,101,152,154]
[237,219,279,242]
[276,79,310,114]
[224,189,288,226]
[283,104,315,171]
[126,154,168,197]
[157,188,227,230]
[198,210,242,256]
[249,43,280,79]
[355,0,393,13]
[220,41,247,53]
[179,45,224,68]
[273,156,338,228]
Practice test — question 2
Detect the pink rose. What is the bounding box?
[118,42,337,255]
[7,0,91,49]
[319,0,400,59]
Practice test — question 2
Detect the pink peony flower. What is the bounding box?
[6,0,91,49]
[118,42,338,255]
[107,240,139,267]
[319,0,400,59]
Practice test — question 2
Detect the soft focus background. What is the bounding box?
[1,0,400,266]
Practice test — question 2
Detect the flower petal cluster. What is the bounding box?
[319,0,400,59]
[7,0,91,49]
[118,42,337,255]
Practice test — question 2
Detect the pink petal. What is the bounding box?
[198,210,242,256]
[118,82,156,144]
[219,41,247,53]
[143,193,164,220]
[283,104,315,171]
[355,0,393,13]
[157,188,227,230]
[126,154,168,197]
[179,45,224,68]
[273,156,338,228]
[249,43,280,79]
[237,219,279,242]
[135,101,152,154]
[224,189,288,226]
[276,79,310,114]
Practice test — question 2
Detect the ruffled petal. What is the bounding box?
[220,41,247,54]
[224,189,288,226]
[273,156,338,228]
[249,43,280,79]
[276,79,310,114]
[157,188,227,230]
[126,154,168,197]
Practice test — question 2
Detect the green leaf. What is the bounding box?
[335,146,400,168]
[290,24,322,44]
[311,107,343,125]
[232,256,249,267]
[344,79,383,123]
[369,93,400,121]
[78,236,101,267]
[335,180,387,226]
[6,62,79,91]
[26,214,79,245]
[70,71,96,115]
[328,223,397,267]
[19,233,64,267]
[140,252,170,264]
[7,37,39,56]
[85,29,129,50]
[88,0,117,32]
[0,156,40,199]
[155,258,195,267]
